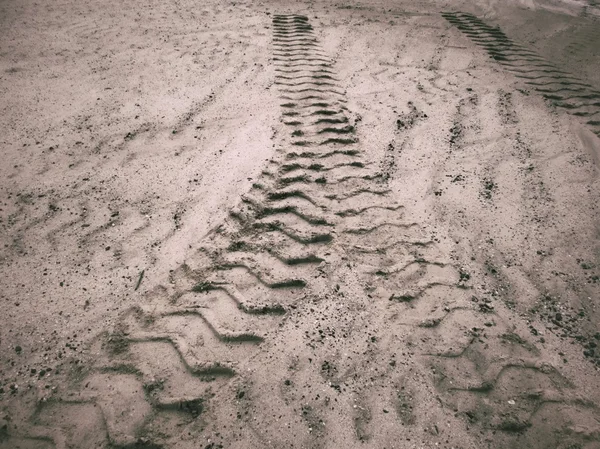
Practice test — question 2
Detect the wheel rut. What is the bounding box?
[6,12,600,449]
[5,13,367,449]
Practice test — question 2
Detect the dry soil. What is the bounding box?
[1,0,600,448]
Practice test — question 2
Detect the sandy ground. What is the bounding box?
[1,0,600,448]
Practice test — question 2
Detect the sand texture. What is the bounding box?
[2,0,600,448]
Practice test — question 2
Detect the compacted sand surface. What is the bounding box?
[1,0,600,448]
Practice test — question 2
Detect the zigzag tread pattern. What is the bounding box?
[8,12,600,449]
[4,13,371,449]
[442,11,600,137]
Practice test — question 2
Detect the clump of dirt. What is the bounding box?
[396,101,428,130]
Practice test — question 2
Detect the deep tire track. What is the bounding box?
[9,11,600,449]
[6,13,369,449]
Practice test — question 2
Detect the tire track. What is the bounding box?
[442,11,600,137]
[5,13,368,449]
[244,38,600,444]
[304,198,600,446]
[273,15,358,148]
[9,10,600,449]
[231,14,489,449]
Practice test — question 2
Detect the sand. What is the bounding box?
[1,0,600,448]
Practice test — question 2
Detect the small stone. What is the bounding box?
[15,346,22,354]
